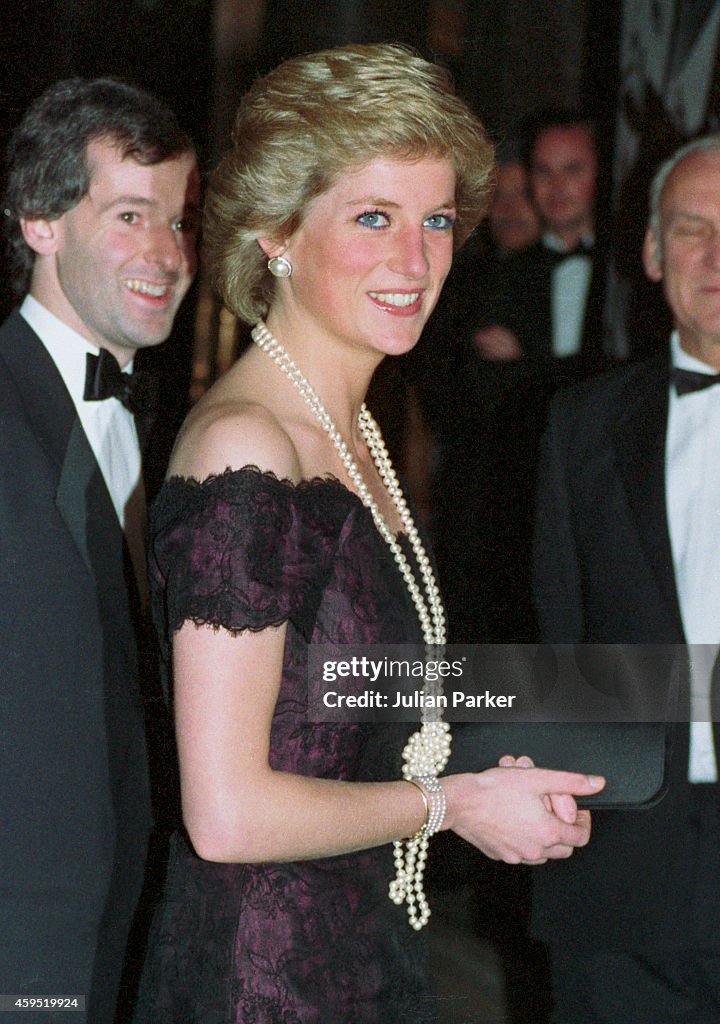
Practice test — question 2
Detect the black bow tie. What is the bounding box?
[546,241,594,263]
[672,367,720,396]
[84,349,156,418]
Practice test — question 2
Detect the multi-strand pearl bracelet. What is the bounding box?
[406,776,447,839]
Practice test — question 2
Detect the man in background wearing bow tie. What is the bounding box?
[531,135,720,1022]
[0,79,199,1021]
[474,110,605,371]
[423,113,611,645]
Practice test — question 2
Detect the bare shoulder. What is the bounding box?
[168,395,302,484]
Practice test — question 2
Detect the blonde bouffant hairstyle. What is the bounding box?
[204,42,495,325]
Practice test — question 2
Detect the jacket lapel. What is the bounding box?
[0,311,122,577]
[610,356,685,640]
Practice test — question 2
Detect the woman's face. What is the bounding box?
[271,154,456,360]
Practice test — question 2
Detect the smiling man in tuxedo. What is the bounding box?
[0,79,199,1021]
[532,134,720,1022]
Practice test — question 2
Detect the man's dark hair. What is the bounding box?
[521,108,596,169]
[4,77,194,295]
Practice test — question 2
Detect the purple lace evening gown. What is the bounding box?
[133,468,437,1023]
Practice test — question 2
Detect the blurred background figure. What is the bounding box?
[402,111,609,650]
[488,154,540,258]
[474,111,605,370]
[450,113,609,645]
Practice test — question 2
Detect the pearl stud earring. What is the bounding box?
[267,255,293,278]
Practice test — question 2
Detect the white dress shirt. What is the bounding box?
[544,231,594,358]
[666,330,720,782]
[20,294,143,531]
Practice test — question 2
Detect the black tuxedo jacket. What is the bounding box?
[480,239,607,367]
[534,354,682,643]
[0,312,153,1020]
[531,354,720,953]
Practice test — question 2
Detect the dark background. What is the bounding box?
[0,0,621,385]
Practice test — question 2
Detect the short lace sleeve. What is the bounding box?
[150,467,335,646]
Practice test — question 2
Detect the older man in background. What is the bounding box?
[532,134,720,1023]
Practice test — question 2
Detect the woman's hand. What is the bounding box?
[498,754,580,823]
[442,767,604,865]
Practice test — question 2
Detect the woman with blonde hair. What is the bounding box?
[134,43,602,1022]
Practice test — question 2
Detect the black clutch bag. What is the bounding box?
[441,643,683,809]
[445,721,672,809]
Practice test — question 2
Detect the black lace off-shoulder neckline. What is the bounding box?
[156,464,410,544]
[149,463,424,650]
[162,464,350,494]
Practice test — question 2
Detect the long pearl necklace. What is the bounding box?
[252,321,451,929]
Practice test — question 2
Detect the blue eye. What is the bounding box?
[357,210,389,229]
[424,213,455,231]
